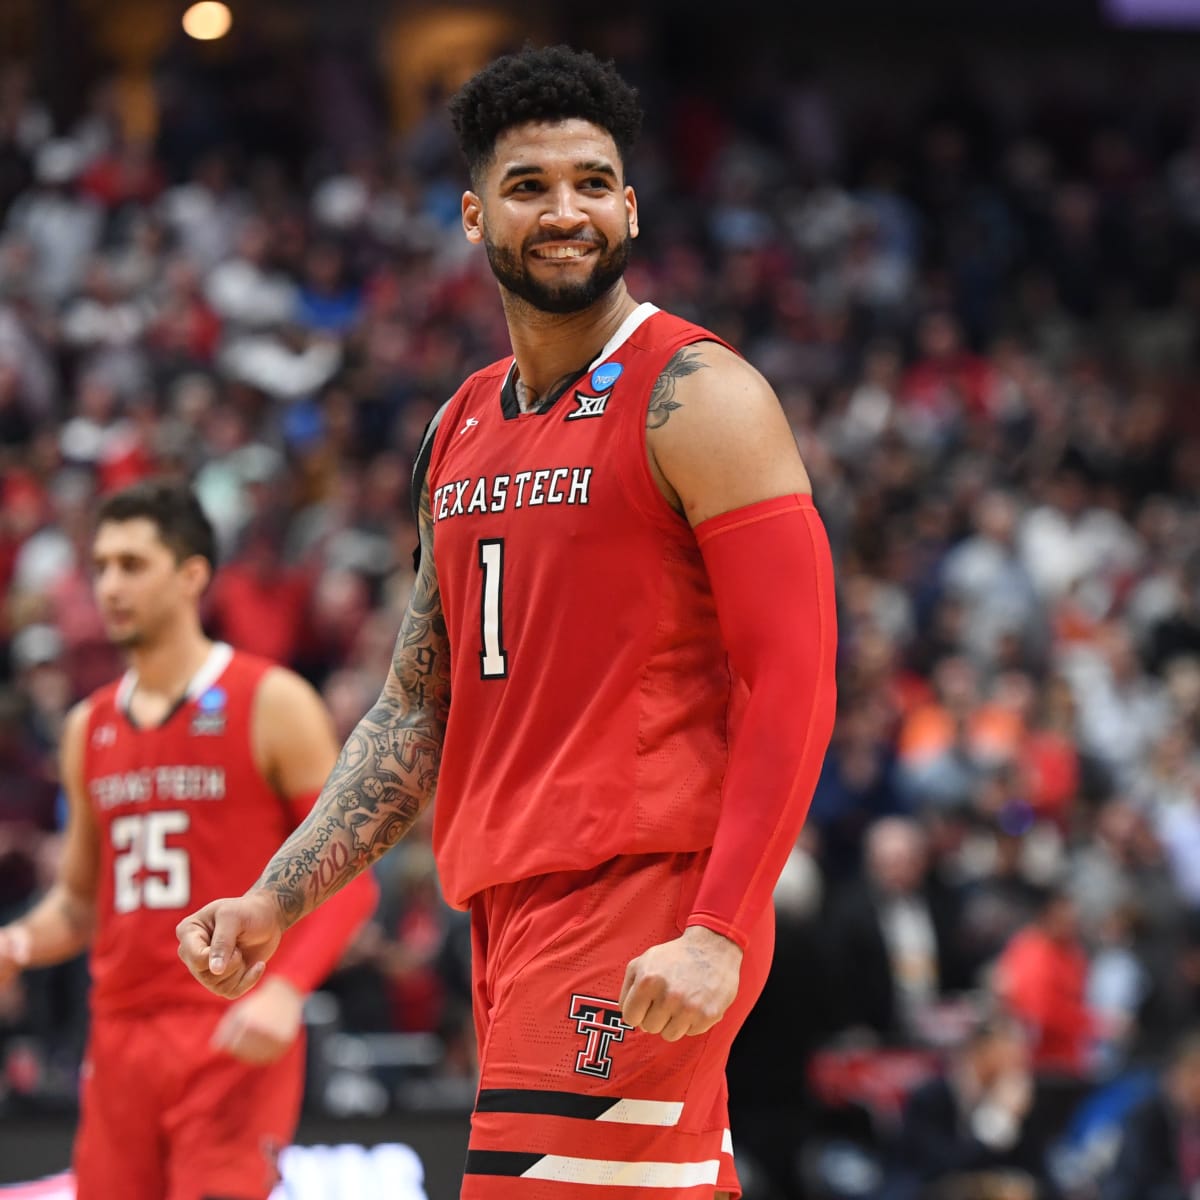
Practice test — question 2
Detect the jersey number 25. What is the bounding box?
[111,811,191,912]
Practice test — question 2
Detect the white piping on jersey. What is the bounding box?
[520,1153,720,1188]
[587,301,660,370]
[116,641,235,717]
[595,1098,684,1126]
[501,300,661,405]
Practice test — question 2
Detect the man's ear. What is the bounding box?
[463,191,484,244]
[181,554,213,598]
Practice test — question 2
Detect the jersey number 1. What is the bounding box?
[111,810,191,912]
[478,539,509,679]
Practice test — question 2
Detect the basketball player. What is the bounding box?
[178,45,837,1199]
[0,480,378,1200]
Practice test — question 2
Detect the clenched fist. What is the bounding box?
[620,925,742,1042]
[176,891,286,1000]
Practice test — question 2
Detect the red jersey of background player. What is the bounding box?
[85,643,310,1016]
[426,304,742,908]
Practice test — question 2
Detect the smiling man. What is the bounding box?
[177,45,838,1200]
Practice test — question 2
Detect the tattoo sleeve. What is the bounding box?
[254,484,450,927]
[646,347,706,430]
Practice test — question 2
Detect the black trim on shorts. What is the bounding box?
[474,1088,618,1120]
[463,1149,544,1177]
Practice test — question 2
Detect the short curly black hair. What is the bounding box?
[449,44,643,183]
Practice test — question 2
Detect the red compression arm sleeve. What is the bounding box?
[688,493,837,950]
[267,789,380,994]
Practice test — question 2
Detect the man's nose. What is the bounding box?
[540,183,586,229]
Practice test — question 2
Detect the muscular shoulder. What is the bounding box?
[646,341,811,526]
[253,667,331,737]
[251,667,339,794]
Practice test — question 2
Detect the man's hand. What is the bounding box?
[0,925,31,989]
[620,925,742,1042]
[176,891,286,999]
[211,976,304,1064]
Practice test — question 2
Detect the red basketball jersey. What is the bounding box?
[84,644,292,1016]
[427,304,742,909]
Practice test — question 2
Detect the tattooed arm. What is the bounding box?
[176,486,450,998]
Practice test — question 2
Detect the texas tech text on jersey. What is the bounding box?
[432,465,593,522]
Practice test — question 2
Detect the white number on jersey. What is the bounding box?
[478,538,509,679]
[111,810,191,912]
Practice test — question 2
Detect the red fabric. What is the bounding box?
[687,495,837,949]
[426,309,742,909]
[74,1008,302,1200]
[466,852,772,1200]
[1022,731,1080,823]
[269,789,378,996]
[206,564,312,665]
[901,353,997,419]
[997,927,1096,1073]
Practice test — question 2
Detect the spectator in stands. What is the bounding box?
[1101,1029,1200,1200]
[827,816,968,1039]
[886,1016,1053,1200]
[995,888,1100,1075]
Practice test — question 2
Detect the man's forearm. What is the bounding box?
[253,497,450,931]
[7,885,95,967]
[253,693,441,928]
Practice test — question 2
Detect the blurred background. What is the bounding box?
[5,0,1200,1197]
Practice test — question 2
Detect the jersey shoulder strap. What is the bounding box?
[410,397,454,525]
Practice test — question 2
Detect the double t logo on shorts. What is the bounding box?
[569,994,631,1079]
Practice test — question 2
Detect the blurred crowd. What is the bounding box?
[3,25,1200,1200]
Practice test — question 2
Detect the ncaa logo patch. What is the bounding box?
[589,362,623,391]
[190,686,227,736]
[565,362,623,421]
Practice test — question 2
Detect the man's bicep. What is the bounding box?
[648,343,811,528]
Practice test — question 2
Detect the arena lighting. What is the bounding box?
[182,1,233,40]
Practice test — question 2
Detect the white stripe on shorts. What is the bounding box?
[521,1154,721,1188]
[596,1099,685,1126]
[721,1128,733,1154]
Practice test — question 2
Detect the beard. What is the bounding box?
[106,624,145,650]
[484,229,632,314]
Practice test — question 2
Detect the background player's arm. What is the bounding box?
[177,482,449,997]
[0,702,99,984]
[622,342,836,1040]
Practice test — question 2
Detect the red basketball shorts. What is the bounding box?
[463,851,775,1199]
[74,1006,304,1200]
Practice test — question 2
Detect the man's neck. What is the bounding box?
[503,283,639,402]
[127,626,214,700]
